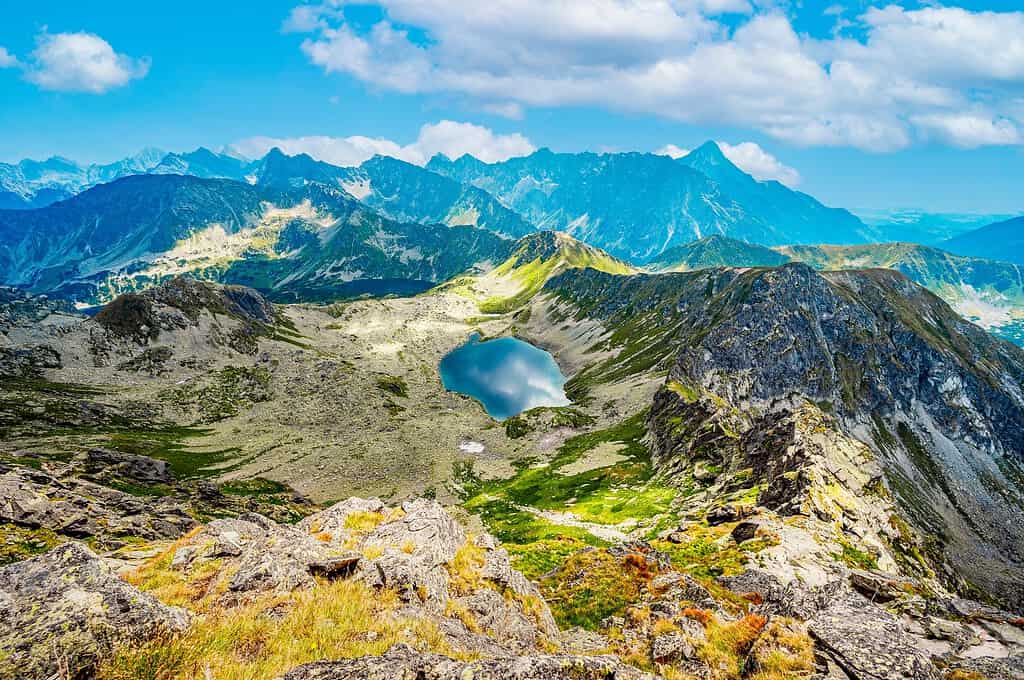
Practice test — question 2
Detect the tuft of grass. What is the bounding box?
[832,538,879,571]
[343,511,386,533]
[744,618,815,680]
[447,540,487,596]
[697,614,768,678]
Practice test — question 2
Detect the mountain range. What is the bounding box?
[2,142,1022,331]
[5,139,1024,680]
[427,142,870,261]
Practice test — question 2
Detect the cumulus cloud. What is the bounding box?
[230,120,535,166]
[0,47,17,68]
[654,144,691,159]
[288,2,1024,151]
[23,32,149,93]
[717,141,801,186]
[911,113,1021,148]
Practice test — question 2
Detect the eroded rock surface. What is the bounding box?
[278,643,660,680]
[0,542,188,678]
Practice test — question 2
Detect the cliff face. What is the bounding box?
[543,263,1024,609]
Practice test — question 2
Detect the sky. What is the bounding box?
[1,1,1023,214]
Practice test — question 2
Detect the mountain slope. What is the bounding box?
[0,175,514,305]
[344,155,537,239]
[446,231,636,314]
[427,144,868,261]
[0,174,270,295]
[941,215,1024,265]
[647,234,790,272]
[539,263,1024,610]
[646,236,1024,346]
[149,147,250,180]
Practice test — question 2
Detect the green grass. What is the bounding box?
[832,538,879,571]
[220,478,290,496]
[460,412,680,592]
[0,524,63,565]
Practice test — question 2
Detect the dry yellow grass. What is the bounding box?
[101,575,459,680]
[446,540,487,595]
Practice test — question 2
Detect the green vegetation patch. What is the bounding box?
[538,549,653,630]
[375,374,409,398]
[0,524,63,565]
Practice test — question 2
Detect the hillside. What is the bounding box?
[647,235,790,272]
[0,175,513,305]
[446,231,636,314]
[539,263,1024,610]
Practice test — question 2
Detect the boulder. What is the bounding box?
[705,505,738,525]
[731,519,764,544]
[366,498,465,566]
[808,593,941,680]
[0,543,188,678]
[847,569,914,603]
[84,447,172,484]
[650,633,695,663]
[278,643,661,679]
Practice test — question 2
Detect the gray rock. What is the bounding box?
[847,569,914,603]
[705,505,738,525]
[278,643,661,679]
[0,543,188,678]
[367,498,465,566]
[84,447,172,484]
[944,656,1024,680]
[808,593,941,679]
[651,633,695,662]
[298,496,385,541]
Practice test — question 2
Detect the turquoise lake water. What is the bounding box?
[438,334,570,420]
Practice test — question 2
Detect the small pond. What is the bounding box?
[438,334,570,420]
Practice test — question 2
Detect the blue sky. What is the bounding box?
[2,1,1023,214]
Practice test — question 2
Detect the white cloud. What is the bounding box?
[24,32,149,93]
[654,144,690,158]
[481,101,525,120]
[412,120,535,163]
[911,113,1021,148]
[230,120,535,167]
[717,141,801,186]
[0,47,17,68]
[289,2,1024,151]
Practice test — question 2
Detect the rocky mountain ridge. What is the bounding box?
[539,263,1024,610]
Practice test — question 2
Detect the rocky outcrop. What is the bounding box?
[807,592,941,680]
[90,276,283,359]
[0,463,197,543]
[0,343,61,377]
[545,264,1024,610]
[0,542,188,678]
[279,643,660,680]
[170,497,560,650]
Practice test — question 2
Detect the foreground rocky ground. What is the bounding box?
[2,493,1022,679]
